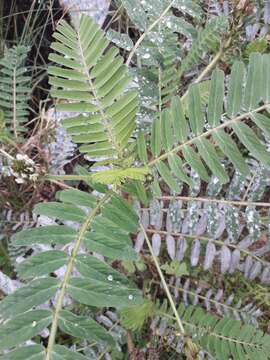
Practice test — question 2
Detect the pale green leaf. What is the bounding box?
[58,310,114,345]
[207,69,224,127]
[0,310,52,350]
[67,278,143,309]
[188,84,204,135]
[16,251,68,279]
[227,61,245,117]
[0,278,59,320]
[0,345,45,360]
[11,225,75,247]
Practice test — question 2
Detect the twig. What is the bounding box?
[140,223,185,335]
[156,195,270,208]
[181,37,231,102]
[126,1,175,66]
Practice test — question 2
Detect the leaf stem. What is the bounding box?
[181,36,231,98]
[146,228,267,266]
[12,68,17,139]
[140,222,185,335]
[156,195,270,208]
[45,192,111,360]
[126,0,175,66]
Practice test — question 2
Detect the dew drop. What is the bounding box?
[142,53,150,59]
[107,275,113,281]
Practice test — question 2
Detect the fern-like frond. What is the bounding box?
[137,53,270,189]
[0,189,143,358]
[0,46,31,139]
[179,16,228,77]
[153,302,270,359]
[48,15,138,164]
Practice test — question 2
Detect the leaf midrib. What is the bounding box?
[77,26,122,157]
[45,193,111,360]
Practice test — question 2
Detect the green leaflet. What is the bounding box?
[0,345,45,360]
[182,146,209,182]
[207,69,224,127]
[168,153,192,186]
[226,61,245,117]
[161,109,174,151]
[0,278,59,320]
[51,345,89,360]
[156,160,181,192]
[16,251,68,279]
[243,52,262,111]
[232,122,270,167]
[171,95,188,143]
[75,254,132,286]
[91,167,149,185]
[195,138,229,184]
[251,113,270,139]
[57,189,97,208]
[34,202,87,223]
[67,277,142,308]
[188,84,204,136]
[137,131,148,163]
[58,310,114,346]
[107,29,133,51]
[212,130,250,176]
[151,115,162,157]
[84,230,137,261]
[120,300,155,331]
[0,310,52,351]
[11,225,75,246]
[262,54,270,102]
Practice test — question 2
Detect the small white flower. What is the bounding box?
[15,178,25,184]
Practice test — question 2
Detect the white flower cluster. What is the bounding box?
[0,153,39,184]
[12,154,39,184]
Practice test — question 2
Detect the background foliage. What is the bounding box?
[1,1,270,359]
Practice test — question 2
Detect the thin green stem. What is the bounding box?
[180,37,231,102]
[0,148,15,161]
[140,223,185,335]
[126,0,175,66]
[45,193,111,360]
[156,195,270,208]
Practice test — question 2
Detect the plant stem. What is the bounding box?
[156,195,270,208]
[45,193,111,360]
[0,148,15,161]
[140,223,185,335]
[126,0,175,66]
[181,37,231,102]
